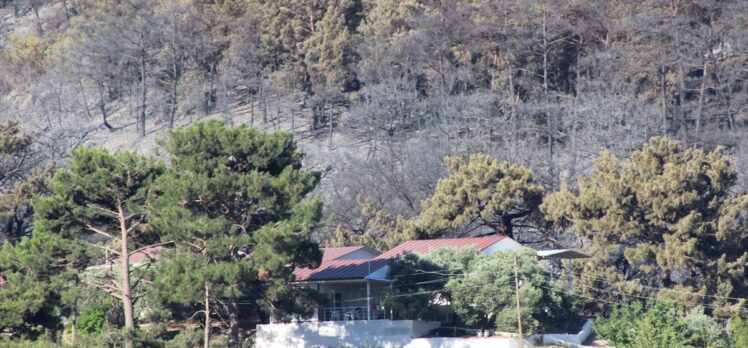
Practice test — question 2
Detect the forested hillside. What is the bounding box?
[1,0,747,244]
[2,1,748,346]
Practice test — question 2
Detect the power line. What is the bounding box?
[388,261,748,304]
[546,268,748,303]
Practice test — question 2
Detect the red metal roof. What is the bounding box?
[293,246,383,281]
[321,246,371,261]
[374,235,505,259]
[293,236,506,282]
[294,258,389,281]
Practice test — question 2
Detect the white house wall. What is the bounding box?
[256,320,440,348]
[482,238,525,255]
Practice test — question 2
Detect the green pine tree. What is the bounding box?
[32,148,165,347]
[148,121,322,348]
[412,153,544,239]
[542,137,748,315]
[304,0,359,93]
[0,230,87,338]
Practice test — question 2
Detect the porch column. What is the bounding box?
[366,280,371,320]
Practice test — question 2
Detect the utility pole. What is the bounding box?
[514,255,524,348]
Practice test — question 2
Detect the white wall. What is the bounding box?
[256,320,440,348]
[406,337,525,348]
[482,238,525,254]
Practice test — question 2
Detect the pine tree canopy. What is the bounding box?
[148,121,323,346]
[541,137,748,315]
[413,153,543,239]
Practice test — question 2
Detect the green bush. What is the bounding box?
[683,306,730,348]
[595,301,733,348]
[0,332,61,348]
[76,303,108,335]
[728,315,748,347]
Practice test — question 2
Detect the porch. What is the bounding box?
[273,279,393,323]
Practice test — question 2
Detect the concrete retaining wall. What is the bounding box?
[256,320,440,348]
[406,337,525,348]
[256,319,594,348]
[527,319,594,347]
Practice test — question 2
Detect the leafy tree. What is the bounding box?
[33,148,165,347]
[595,301,730,348]
[386,247,575,334]
[542,137,748,314]
[683,306,731,348]
[383,247,480,321]
[412,154,544,240]
[148,121,322,347]
[447,249,576,334]
[729,315,748,347]
[594,301,692,348]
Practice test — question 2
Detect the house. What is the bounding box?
[289,236,523,322]
[258,235,557,347]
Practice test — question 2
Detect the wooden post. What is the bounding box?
[514,255,524,348]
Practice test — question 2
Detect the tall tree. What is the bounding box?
[33,148,165,347]
[542,137,748,315]
[304,0,359,94]
[446,249,576,334]
[149,121,322,347]
[412,154,544,240]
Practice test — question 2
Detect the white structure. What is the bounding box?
[256,320,440,348]
[258,236,588,347]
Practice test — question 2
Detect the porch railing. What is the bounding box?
[317,306,386,321]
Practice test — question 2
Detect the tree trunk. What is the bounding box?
[118,201,134,348]
[71,302,77,344]
[93,77,114,131]
[675,29,688,146]
[695,59,708,140]
[328,103,334,149]
[508,62,518,159]
[660,59,668,136]
[203,281,211,348]
[542,9,555,188]
[33,6,43,35]
[169,27,178,130]
[139,34,147,137]
[227,290,240,348]
[60,0,70,19]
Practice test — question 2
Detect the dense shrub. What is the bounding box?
[728,315,748,347]
[595,301,733,348]
[76,303,108,335]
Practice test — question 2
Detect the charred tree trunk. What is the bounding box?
[138,34,147,138]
